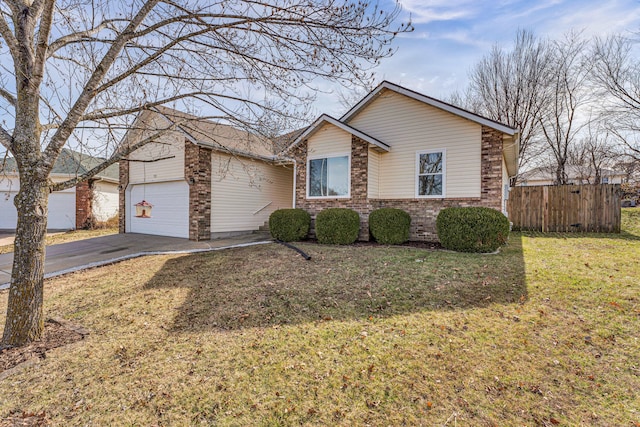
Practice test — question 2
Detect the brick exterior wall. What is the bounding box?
[480,126,504,210]
[118,160,129,234]
[293,136,372,240]
[185,141,212,241]
[292,125,505,242]
[75,181,92,229]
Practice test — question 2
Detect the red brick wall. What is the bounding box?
[185,141,212,241]
[293,136,372,240]
[75,181,93,229]
[292,125,505,242]
[480,126,504,210]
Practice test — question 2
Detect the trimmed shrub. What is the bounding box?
[269,209,310,242]
[369,208,411,244]
[315,208,360,245]
[436,207,510,253]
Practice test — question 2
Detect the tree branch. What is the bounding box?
[49,119,181,191]
[42,0,161,173]
[0,125,12,152]
[46,19,124,57]
[34,0,55,69]
[0,87,16,106]
[0,10,19,60]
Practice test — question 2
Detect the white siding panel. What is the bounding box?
[368,148,380,198]
[0,176,18,229]
[502,158,510,215]
[128,181,189,238]
[349,91,482,199]
[211,154,293,233]
[307,123,351,157]
[129,134,185,183]
[1,176,75,230]
[48,191,76,229]
[0,191,17,229]
[92,181,119,222]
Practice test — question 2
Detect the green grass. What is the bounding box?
[0,210,639,425]
[0,227,118,254]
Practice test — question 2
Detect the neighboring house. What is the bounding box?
[0,149,119,230]
[285,81,520,241]
[519,165,627,186]
[118,106,293,240]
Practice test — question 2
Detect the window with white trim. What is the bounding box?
[308,155,350,197]
[416,150,444,197]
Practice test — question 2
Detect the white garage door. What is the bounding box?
[0,190,75,230]
[127,181,189,238]
[0,192,17,230]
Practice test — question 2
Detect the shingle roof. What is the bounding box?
[151,106,277,159]
[0,149,119,182]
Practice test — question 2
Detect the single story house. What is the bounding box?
[285,81,520,241]
[0,149,119,230]
[118,106,293,240]
[518,165,627,186]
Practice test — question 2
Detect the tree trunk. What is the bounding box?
[1,178,49,347]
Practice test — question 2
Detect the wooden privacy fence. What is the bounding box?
[507,184,622,233]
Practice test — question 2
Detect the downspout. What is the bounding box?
[292,158,296,209]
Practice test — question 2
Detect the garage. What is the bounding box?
[0,189,76,230]
[126,180,189,238]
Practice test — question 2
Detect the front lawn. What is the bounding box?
[0,211,638,425]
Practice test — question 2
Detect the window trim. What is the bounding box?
[306,152,351,199]
[415,149,446,198]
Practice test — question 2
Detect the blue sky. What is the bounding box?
[316,0,640,116]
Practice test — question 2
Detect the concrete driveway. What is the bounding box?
[0,232,272,288]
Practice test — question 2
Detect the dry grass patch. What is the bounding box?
[0,227,118,254]
[0,213,638,425]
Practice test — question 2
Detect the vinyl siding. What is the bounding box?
[348,90,482,199]
[92,180,119,222]
[211,153,293,233]
[1,175,75,230]
[502,159,510,214]
[368,148,380,198]
[307,123,351,157]
[128,123,185,184]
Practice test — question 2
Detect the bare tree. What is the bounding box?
[0,0,409,347]
[592,34,640,161]
[567,124,618,184]
[538,31,594,184]
[466,29,553,182]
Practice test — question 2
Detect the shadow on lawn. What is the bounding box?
[144,235,527,332]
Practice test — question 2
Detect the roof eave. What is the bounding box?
[286,114,390,153]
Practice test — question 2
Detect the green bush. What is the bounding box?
[315,208,360,245]
[369,208,411,244]
[436,207,510,253]
[269,209,310,242]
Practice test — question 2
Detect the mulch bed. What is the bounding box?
[303,238,444,250]
[0,318,88,377]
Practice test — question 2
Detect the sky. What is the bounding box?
[314,0,640,117]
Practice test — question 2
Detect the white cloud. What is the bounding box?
[399,0,478,24]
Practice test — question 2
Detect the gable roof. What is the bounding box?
[150,106,277,160]
[1,148,119,182]
[341,81,519,136]
[292,114,390,153]
[286,81,520,177]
